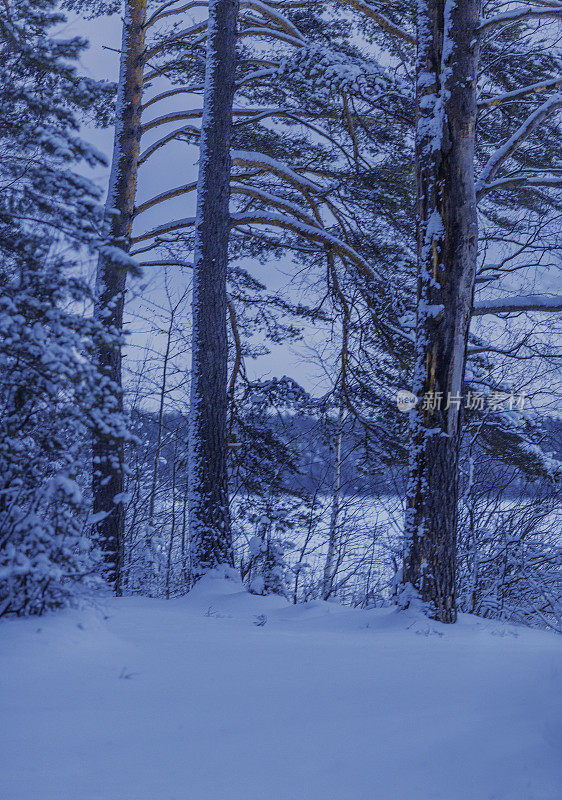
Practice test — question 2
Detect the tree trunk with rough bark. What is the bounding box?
[93,0,147,595]
[403,0,480,623]
[188,0,239,577]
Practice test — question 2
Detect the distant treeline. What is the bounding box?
[131,409,562,499]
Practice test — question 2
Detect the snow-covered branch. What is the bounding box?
[240,0,304,40]
[131,216,196,244]
[476,93,562,195]
[478,172,562,195]
[230,211,375,279]
[138,125,201,165]
[478,77,562,111]
[142,87,200,112]
[479,4,562,35]
[335,0,415,44]
[472,295,562,315]
[133,178,323,228]
[131,208,372,282]
[145,0,208,29]
[230,183,321,228]
[141,106,308,135]
[237,25,305,48]
[231,150,325,193]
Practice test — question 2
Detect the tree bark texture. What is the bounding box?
[403,0,480,623]
[93,0,147,594]
[188,0,239,577]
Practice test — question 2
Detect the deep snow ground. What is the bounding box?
[1,573,561,800]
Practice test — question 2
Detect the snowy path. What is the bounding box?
[1,574,561,800]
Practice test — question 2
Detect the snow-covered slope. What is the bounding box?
[1,572,561,800]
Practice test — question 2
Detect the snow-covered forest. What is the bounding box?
[1,1,561,797]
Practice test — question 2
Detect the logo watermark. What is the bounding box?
[396,389,418,413]
[396,390,526,413]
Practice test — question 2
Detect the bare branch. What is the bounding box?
[145,21,207,59]
[138,126,200,165]
[134,182,198,217]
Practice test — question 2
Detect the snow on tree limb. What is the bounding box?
[476,94,562,196]
[138,125,201,165]
[473,295,562,315]
[145,0,208,29]
[133,180,321,227]
[240,0,304,40]
[142,106,306,134]
[233,110,352,158]
[230,211,376,279]
[145,0,303,62]
[230,184,321,228]
[478,77,562,111]
[255,0,414,43]
[132,208,374,284]
[142,108,206,135]
[231,150,325,192]
[479,4,562,35]
[335,0,415,44]
[139,108,371,167]
[131,215,197,243]
[142,87,201,113]
[238,26,305,48]
[477,173,562,195]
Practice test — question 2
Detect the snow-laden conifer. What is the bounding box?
[0,0,124,615]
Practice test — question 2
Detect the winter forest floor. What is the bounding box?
[1,574,561,800]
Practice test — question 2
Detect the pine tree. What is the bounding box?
[91,0,148,595]
[401,0,562,621]
[0,0,121,615]
[188,0,240,578]
[400,0,480,623]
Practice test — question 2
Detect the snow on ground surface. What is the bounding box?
[1,572,561,800]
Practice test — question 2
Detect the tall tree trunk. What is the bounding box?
[93,0,147,594]
[188,0,239,577]
[403,0,480,623]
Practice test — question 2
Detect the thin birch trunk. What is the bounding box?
[188,0,239,577]
[148,312,175,525]
[403,0,480,623]
[321,403,344,600]
[92,0,147,594]
[166,441,178,599]
[180,458,190,586]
